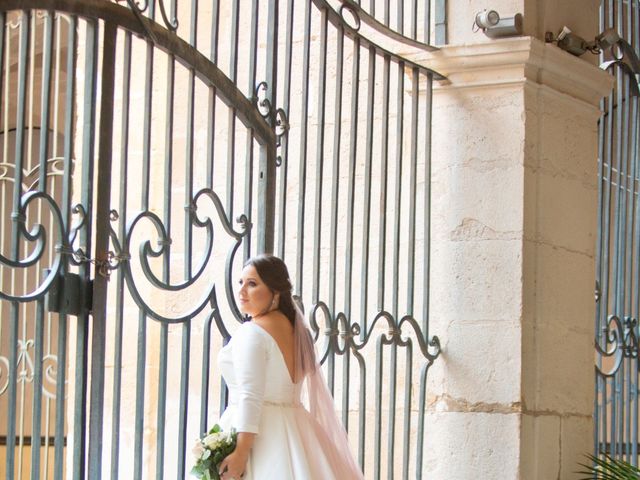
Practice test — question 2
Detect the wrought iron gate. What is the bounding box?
[0,1,441,478]
[595,0,640,465]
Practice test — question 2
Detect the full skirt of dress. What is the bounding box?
[219,403,344,479]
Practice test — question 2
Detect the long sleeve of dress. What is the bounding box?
[231,323,268,434]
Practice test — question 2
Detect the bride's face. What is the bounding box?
[237,265,274,317]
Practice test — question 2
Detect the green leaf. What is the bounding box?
[576,454,640,479]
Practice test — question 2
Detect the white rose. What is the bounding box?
[203,432,224,450]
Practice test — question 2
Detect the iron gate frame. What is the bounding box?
[0,1,443,478]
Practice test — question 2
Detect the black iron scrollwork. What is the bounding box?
[339,3,361,32]
[0,191,67,303]
[254,82,273,119]
[111,187,251,323]
[307,301,441,366]
[595,314,640,377]
[254,82,290,167]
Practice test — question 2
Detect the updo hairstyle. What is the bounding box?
[244,254,297,326]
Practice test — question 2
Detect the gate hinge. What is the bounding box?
[44,269,92,316]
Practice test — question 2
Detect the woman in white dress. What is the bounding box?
[216,254,364,480]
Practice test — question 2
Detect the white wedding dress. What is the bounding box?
[218,321,350,479]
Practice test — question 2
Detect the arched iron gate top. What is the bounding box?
[0,1,443,478]
[0,0,276,148]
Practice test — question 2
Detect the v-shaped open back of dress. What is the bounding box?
[218,321,351,480]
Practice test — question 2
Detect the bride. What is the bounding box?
[216,254,364,480]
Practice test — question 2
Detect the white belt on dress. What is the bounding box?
[262,400,303,408]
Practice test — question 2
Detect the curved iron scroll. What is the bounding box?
[111,189,251,323]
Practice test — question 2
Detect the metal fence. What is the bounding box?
[0,1,442,478]
[595,0,640,465]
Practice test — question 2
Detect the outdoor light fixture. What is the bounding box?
[474,10,523,38]
[547,26,640,74]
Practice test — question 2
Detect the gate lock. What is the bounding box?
[44,269,92,316]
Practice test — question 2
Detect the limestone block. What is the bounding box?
[522,317,594,414]
[524,87,600,185]
[520,414,561,480]
[523,165,597,257]
[559,414,594,480]
[422,411,520,479]
[522,237,595,335]
[429,238,523,323]
[435,320,522,406]
[431,160,525,242]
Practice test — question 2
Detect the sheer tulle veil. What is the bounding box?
[292,303,364,479]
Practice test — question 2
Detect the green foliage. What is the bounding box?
[576,454,640,480]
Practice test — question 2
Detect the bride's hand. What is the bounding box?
[218,450,248,480]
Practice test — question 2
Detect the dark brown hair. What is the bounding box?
[244,254,296,326]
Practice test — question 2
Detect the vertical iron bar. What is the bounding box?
[329,22,344,334]
[227,0,239,222]
[177,323,192,478]
[387,341,397,480]
[243,0,259,261]
[391,62,404,319]
[612,43,624,457]
[397,0,404,35]
[141,36,154,210]
[312,7,328,305]
[157,45,174,480]
[407,68,418,315]
[134,18,155,479]
[111,30,132,480]
[133,312,147,480]
[632,7,640,456]
[360,46,375,333]
[623,73,635,462]
[88,21,117,479]
[410,0,417,39]
[54,308,68,480]
[377,54,390,311]
[434,0,444,44]
[206,0,220,186]
[594,2,606,454]
[416,363,429,479]
[357,352,367,471]
[30,12,53,478]
[200,312,214,436]
[596,0,614,453]
[344,35,359,328]
[277,0,296,259]
[38,10,54,191]
[401,345,413,479]
[295,0,312,291]
[30,300,45,480]
[384,0,390,26]
[140,40,154,210]
[374,339,384,480]
[260,0,279,254]
[74,14,101,480]
[178,5,197,469]
[421,74,433,338]
[56,15,77,480]
[341,33,360,431]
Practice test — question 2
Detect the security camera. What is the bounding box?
[475,10,500,29]
[474,10,523,38]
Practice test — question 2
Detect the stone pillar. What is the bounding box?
[406,37,612,478]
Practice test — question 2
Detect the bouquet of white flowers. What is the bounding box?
[190,424,237,480]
